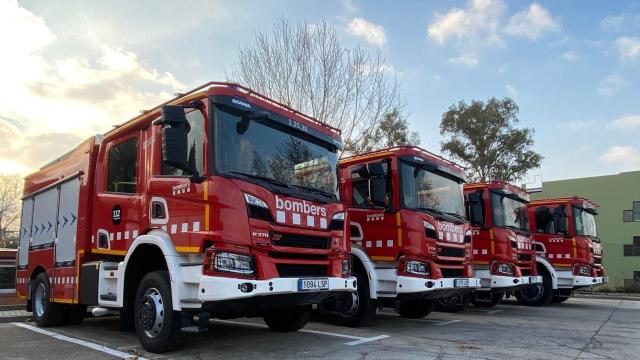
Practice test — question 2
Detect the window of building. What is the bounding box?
[623,236,640,256]
[624,210,634,222]
[635,201,640,221]
[107,138,138,193]
[162,109,205,176]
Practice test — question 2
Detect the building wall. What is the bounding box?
[531,170,640,291]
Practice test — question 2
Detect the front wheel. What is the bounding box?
[471,292,504,308]
[134,271,187,353]
[435,294,471,313]
[32,273,65,327]
[398,299,436,319]
[263,305,311,332]
[327,269,376,327]
[515,273,553,306]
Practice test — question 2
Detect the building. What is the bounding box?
[530,170,640,291]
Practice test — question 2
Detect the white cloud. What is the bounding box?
[448,53,479,66]
[342,0,357,13]
[600,13,640,32]
[610,114,640,130]
[614,36,640,62]
[504,3,561,40]
[557,119,600,130]
[505,83,518,96]
[0,0,185,174]
[560,50,578,61]
[347,17,387,46]
[600,145,640,171]
[427,0,506,46]
[597,74,628,96]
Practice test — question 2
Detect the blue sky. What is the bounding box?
[1,0,639,184]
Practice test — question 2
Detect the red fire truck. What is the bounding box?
[15,82,356,352]
[463,182,542,307]
[515,197,606,306]
[323,146,480,325]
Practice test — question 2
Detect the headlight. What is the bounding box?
[575,265,591,276]
[493,262,515,275]
[213,252,255,275]
[405,260,431,276]
[423,221,436,239]
[244,193,268,208]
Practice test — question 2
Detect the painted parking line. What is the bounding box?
[376,312,462,326]
[12,322,145,359]
[466,308,503,315]
[213,319,389,346]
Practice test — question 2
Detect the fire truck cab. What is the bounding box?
[15,82,356,352]
[464,182,542,307]
[516,197,607,306]
[325,146,480,325]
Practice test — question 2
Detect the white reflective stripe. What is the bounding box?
[320,218,327,229]
[292,213,301,225]
[473,249,478,255]
[366,241,372,248]
[193,222,200,232]
[181,223,188,233]
[116,232,121,241]
[307,216,314,227]
[276,211,285,223]
[171,224,177,234]
[376,240,382,248]
[132,230,139,238]
[124,231,130,240]
[162,225,167,232]
[387,240,393,247]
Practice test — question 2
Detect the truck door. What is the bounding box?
[52,176,82,301]
[347,160,398,261]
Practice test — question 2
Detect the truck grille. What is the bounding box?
[268,252,327,261]
[517,253,532,262]
[271,233,330,249]
[520,268,531,276]
[276,264,327,278]
[438,247,465,258]
[440,268,464,278]
[594,257,602,265]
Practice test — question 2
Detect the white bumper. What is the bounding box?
[475,270,542,290]
[396,276,481,294]
[197,275,356,302]
[556,270,608,288]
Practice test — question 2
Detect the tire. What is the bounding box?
[471,292,504,308]
[32,273,65,327]
[63,304,88,325]
[552,295,570,303]
[134,271,187,353]
[515,273,553,306]
[398,299,436,319]
[263,305,311,332]
[327,268,376,327]
[435,294,471,313]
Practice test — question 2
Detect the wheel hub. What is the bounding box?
[137,288,164,338]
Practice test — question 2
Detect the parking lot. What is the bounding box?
[1,297,639,360]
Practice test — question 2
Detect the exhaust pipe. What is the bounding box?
[91,307,119,317]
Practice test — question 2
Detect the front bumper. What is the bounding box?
[396,276,481,299]
[475,270,542,291]
[197,275,356,302]
[556,270,608,288]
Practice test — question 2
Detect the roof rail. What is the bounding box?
[105,81,340,136]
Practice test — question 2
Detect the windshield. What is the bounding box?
[574,207,597,237]
[400,162,465,217]
[490,192,529,231]
[213,103,339,198]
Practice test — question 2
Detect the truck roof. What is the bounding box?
[464,181,530,201]
[105,82,342,141]
[339,145,466,179]
[529,196,598,209]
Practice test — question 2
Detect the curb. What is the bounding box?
[574,293,640,301]
[0,305,26,311]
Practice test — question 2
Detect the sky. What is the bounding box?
[0,0,639,185]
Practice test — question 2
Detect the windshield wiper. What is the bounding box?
[416,207,443,214]
[227,171,290,188]
[289,184,336,199]
[444,211,466,221]
[504,225,528,233]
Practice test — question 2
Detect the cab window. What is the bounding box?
[107,138,138,193]
[162,109,205,176]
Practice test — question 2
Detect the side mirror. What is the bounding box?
[370,176,386,207]
[353,164,370,179]
[466,192,484,226]
[553,206,568,235]
[368,162,385,176]
[160,105,190,170]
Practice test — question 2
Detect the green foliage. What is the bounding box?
[357,108,420,154]
[439,97,542,182]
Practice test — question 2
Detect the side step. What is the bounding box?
[181,311,210,333]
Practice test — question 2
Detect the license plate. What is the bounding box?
[298,278,329,291]
[454,279,470,288]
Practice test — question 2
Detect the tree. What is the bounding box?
[0,174,22,248]
[359,108,420,152]
[230,18,419,155]
[439,97,542,182]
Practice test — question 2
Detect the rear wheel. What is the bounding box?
[471,292,504,308]
[398,299,436,319]
[515,273,553,306]
[32,273,65,327]
[263,305,311,332]
[134,271,186,353]
[435,294,471,313]
[327,268,376,327]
